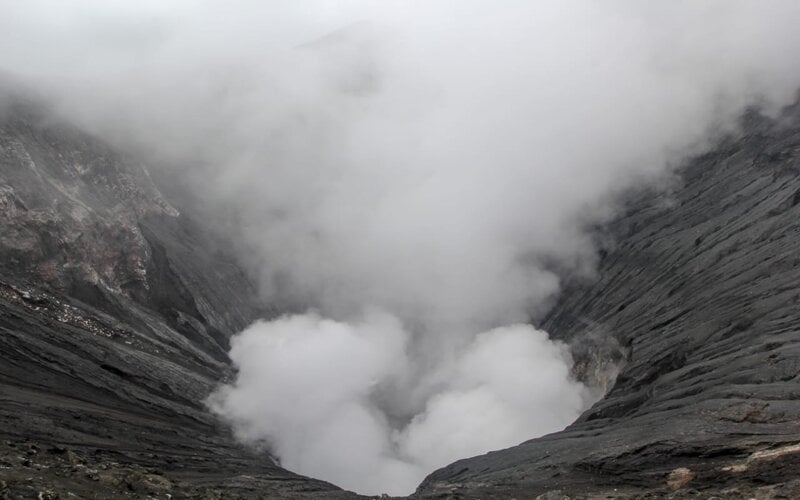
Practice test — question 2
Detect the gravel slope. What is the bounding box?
[418,106,800,498]
[0,99,359,499]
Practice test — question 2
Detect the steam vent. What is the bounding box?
[3,3,800,499]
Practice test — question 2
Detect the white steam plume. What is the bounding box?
[209,312,420,494]
[207,312,586,494]
[2,0,800,495]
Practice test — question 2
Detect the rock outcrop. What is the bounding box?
[0,98,357,498]
[418,106,800,498]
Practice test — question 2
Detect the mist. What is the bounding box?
[208,312,586,493]
[3,0,800,495]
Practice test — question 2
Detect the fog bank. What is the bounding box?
[3,0,800,495]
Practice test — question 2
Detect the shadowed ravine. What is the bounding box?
[2,97,800,498]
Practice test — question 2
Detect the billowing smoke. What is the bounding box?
[208,312,586,493]
[3,0,800,495]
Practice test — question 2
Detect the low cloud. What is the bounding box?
[3,0,800,495]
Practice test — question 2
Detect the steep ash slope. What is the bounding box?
[0,100,355,498]
[419,106,800,498]
[5,92,800,499]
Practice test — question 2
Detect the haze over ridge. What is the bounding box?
[3,0,800,495]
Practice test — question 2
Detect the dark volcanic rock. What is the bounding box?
[417,106,800,498]
[0,99,357,498]
[5,92,800,499]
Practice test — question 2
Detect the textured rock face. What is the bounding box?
[418,106,800,498]
[0,100,355,498]
[4,92,800,499]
